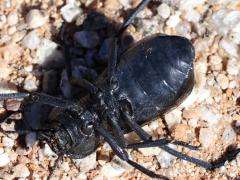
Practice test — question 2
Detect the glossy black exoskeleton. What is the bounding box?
[1,0,240,179]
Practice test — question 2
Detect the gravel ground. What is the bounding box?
[0,0,240,179]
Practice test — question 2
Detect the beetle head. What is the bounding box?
[39,110,100,158]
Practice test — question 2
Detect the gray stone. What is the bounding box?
[25,9,48,28]
[74,31,99,48]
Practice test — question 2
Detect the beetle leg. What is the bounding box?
[0,92,81,112]
[115,0,151,37]
[95,125,169,179]
[122,110,200,150]
[107,37,118,91]
[126,138,200,151]
[108,115,126,148]
[47,153,64,180]
[70,78,98,95]
[59,22,72,79]
[121,110,152,141]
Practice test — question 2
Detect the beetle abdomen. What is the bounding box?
[115,35,195,124]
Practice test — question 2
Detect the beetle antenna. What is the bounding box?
[116,0,151,37]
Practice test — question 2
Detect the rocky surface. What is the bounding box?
[0,0,240,179]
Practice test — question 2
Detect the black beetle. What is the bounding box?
[1,0,239,179]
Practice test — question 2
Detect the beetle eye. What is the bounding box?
[81,121,93,136]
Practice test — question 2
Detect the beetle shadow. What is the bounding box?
[210,144,240,169]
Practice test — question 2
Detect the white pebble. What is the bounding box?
[179,0,206,10]
[219,38,239,57]
[36,39,64,68]
[26,9,48,28]
[164,108,182,129]
[222,127,237,145]
[216,74,229,90]
[0,153,10,167]
[60,161,70,172]
[99,156,132,178]
[199,128,215,148]
[7,12,18,26]
[13,164,30,178]
[2,136,15,147]
[60,4,82,23]
[223,11,240,31]
[158,3,171,19]
[43,144,57,157]
[166,12,181,28]
[0,14,7,28]
[227,59,239,75]
[229,80,237,89]
[22,30,41,50]
[198,105,222,127]
[156,144,177,168]
[184,9,201,22]
[139,147,161,156]
[23,75,38,92]
[74,152,97,172]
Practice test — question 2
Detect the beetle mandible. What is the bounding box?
[0,0,239,179]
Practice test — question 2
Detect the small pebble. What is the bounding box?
[184,9,201,22]
[164,108,182,129]
[172,124,194,142]
[23,75,38,92]
[60,161,70,172]
[97,38,112,63]
[7,11,18,26]
[0,14,7,28]
[5,99,22,111]
[138,147,161,156]
[2,136,15,147]
[74,152,97,172]
[74,31,100,48]
[13,164,30,178]
[119,0,131,9]
[36,39,64,68]
[222,127,237,145]
[166,12,181,28]
[198,105,222,126]
[22,30,41,50]
[43,144,57,157]
[158,3,171,19]
[227,59,239,75]
[25,9,48,28]
[157,144,177,168]
[60,4,82,23]
[0,153,10,167]
[199,128,215,148]
[99,156,132,178]
[219,38,239,57]
[216,73,229,90]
